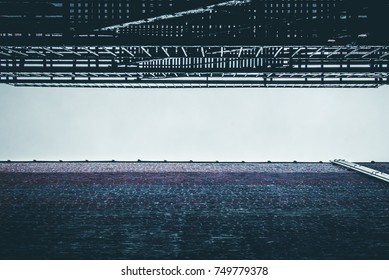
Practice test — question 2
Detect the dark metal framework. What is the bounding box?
[1,0,389,88]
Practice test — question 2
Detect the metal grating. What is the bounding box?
[1,1,389,88]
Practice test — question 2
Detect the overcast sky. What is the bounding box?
[0,85,388,162]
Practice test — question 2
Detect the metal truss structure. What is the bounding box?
[1,1,389,88]
[1,45,388,88]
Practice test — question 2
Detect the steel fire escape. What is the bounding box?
[1,0,389,88]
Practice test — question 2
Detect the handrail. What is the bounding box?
[331,159,389,183]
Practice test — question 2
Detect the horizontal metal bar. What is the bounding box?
[8,83,379,89]
[4,72,384,79]
[1,66,387,74]
[2,79,386,86]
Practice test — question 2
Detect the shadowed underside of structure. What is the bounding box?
[1,0,389,88]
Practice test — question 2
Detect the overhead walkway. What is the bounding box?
[331,159,389,183]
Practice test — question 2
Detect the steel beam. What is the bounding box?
[1,79,385,86]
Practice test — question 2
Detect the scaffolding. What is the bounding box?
[1,1,389,88]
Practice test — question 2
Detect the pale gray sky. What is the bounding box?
[0,85,388,162]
